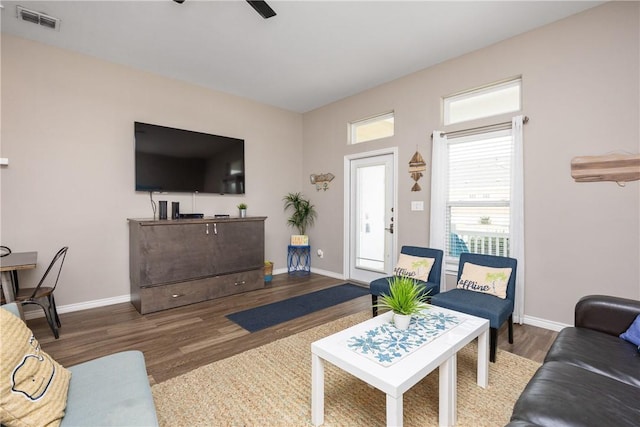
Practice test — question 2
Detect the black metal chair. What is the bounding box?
[14,247,68,339]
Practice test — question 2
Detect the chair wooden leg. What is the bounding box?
[371,295,378,317]
[508,314,514,344]
[490,328,497,363]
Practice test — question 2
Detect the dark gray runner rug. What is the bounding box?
[226,283,369,332]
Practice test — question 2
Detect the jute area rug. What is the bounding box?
[152,311,540,426]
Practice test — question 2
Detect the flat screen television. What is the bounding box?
[134,122,245,194]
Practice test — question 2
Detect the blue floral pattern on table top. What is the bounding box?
[347,310,464,367]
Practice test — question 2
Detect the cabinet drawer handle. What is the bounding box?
[171,293,185,298]
[206,224,209,235]
[234,281,246,286]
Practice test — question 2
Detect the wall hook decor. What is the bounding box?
[310,173,335,191]
[570,153,640,186]
[409,149,426,191]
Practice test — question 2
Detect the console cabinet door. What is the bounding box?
[211,220,264,274]
[139,223,213,286]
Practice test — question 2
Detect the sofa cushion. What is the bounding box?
[620,314,640,346]
[0,308,71,427]
[393,253,434,282]
[544,327,640,388]
[456,262,511,299]
[61,351,158,427]
[510,361,640,427]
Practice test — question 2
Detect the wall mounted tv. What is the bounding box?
[134,122,245,194]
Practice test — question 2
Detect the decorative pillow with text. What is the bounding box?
[0,308,71,427]
[393,254,435,282]
[457,263,512,299]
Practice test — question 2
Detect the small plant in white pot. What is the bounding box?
[375,276,430,330]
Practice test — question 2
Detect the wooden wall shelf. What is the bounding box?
[570,153,640,184]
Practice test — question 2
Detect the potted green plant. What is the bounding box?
[237,203,247,218]
[283,192,317,244]
[374,276,430,330]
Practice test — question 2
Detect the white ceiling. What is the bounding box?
[0,1,603,113]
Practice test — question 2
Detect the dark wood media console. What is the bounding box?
[128,216,266,314]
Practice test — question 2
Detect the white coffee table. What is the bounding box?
[311,306,489,427]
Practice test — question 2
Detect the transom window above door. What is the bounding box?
[349,111,395,144]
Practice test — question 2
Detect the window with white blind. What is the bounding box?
[430,115,525,321]
[446,129,512,262]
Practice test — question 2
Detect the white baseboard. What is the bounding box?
[23,294,131,320]
[273,267,345,280]
[310,267,345,280]
[522,314,569,332]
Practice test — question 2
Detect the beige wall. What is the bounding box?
[302,2,640,325]
[1,2,638,327]
[1,34,303,307]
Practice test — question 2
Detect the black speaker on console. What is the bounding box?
[158,201,167,220]
[172,202,180,219]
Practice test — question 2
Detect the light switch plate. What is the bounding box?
[411,201,424,211]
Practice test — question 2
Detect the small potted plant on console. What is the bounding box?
[237,203,247,218]
[374,276,429,330]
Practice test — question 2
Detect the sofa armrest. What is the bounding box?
[575,295,640,336]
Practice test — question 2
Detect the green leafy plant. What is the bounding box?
[283,192,317,235]
[237,203,247,210]
[375,276,430,316]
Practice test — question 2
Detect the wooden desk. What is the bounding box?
[0,251,37,303]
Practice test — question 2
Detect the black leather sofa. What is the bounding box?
[507,295,640,427]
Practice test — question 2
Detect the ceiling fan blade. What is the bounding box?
[246,0,276,19]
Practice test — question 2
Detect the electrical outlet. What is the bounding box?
[317,249,324,258]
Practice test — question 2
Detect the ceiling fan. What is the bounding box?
[173,0,276,19]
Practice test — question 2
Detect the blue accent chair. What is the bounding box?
[430,252,517,363]
[369,246,443,317]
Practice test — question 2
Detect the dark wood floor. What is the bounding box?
[28,273,557,385]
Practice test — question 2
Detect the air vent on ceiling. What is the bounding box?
[16,5,60,31]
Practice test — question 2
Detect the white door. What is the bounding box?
[346,151,396,283]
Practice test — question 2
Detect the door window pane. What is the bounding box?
[356,164,386,271]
